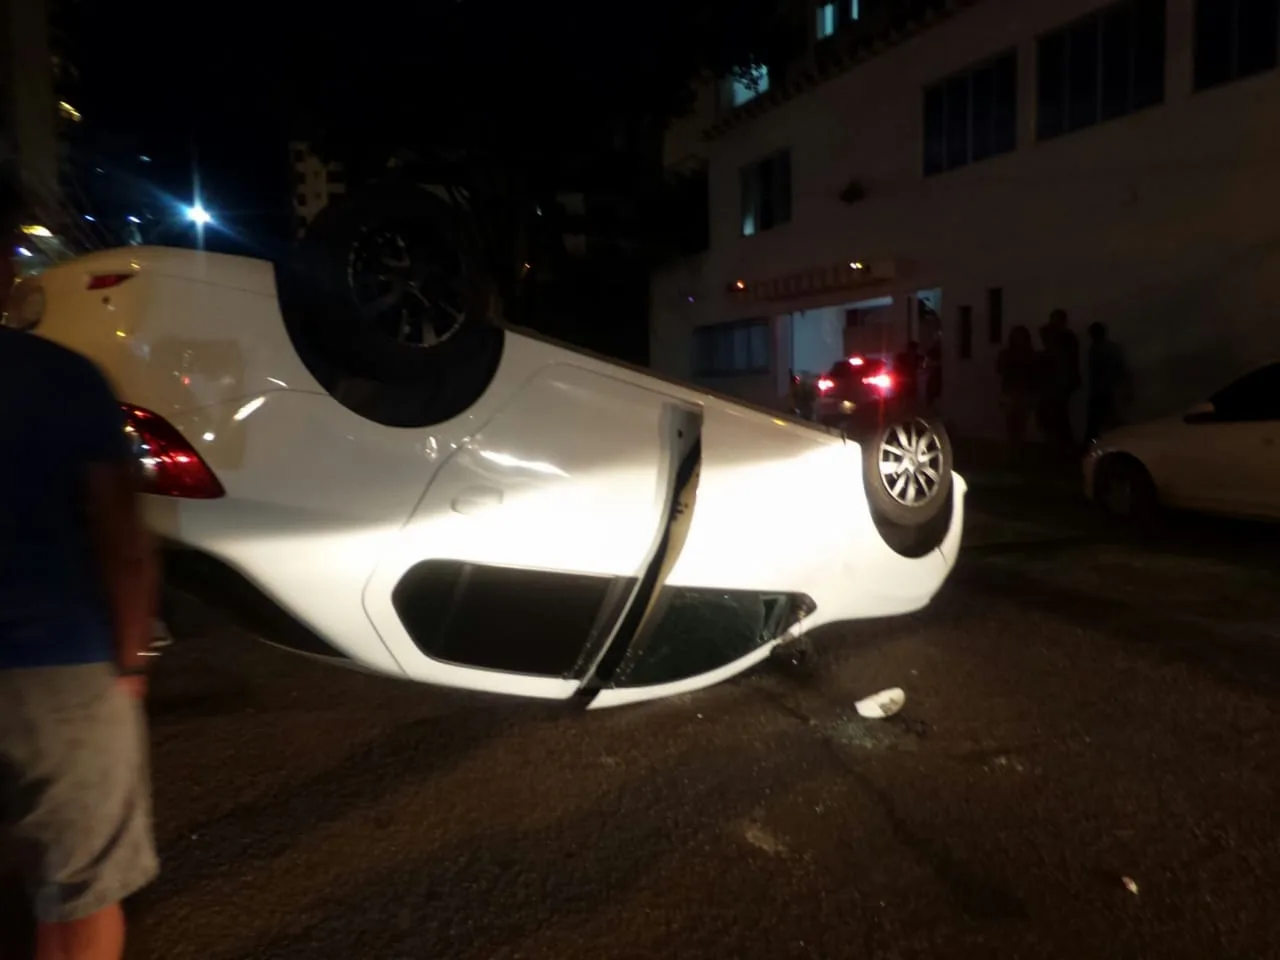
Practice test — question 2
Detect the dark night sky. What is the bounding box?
[74,1,298,252]
[67,0,792,261]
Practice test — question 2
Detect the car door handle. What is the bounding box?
[452,486,504,515]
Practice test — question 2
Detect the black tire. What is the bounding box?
[280,180,505,427]
[1094,455,1157,523]
[858,411,954,529]
[874,488,956,558]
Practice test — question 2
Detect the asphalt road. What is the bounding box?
[6,491,1280,959]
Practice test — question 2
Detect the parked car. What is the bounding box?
[3,222,965,708]
[814,353,905,425]
[1085,361,1280,521]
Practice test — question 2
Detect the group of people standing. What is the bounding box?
[997,309,1131,461]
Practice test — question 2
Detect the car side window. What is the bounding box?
[1210,363,1280,422]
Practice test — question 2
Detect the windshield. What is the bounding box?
[826,357,888,381]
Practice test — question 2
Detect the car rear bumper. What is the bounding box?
[815,397,867,425]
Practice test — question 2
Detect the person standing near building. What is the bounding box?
[1085,321,1131,441]
[1036,308,1081,456]
[924,336,943,412]
[0,325,159,960]
[997,325,1038,464]
[894,339,923,408]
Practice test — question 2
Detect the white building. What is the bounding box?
[290,141,346,238]
[651,0,1280,438]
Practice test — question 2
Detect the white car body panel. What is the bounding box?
[1087,376,1280,522]
[18,247,966,705]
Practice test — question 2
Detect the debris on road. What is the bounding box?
[986,753,1027,773]
[741,822,788,856]
[1122,876,1140,896]
[855,687,906,719]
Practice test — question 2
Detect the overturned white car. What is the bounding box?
[4,205,964,708]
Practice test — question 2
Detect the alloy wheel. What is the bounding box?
[878,419,945,507]
[346,223,469,349]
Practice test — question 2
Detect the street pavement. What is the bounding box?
[5,488,1280,959]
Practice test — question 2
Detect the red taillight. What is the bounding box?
[120,404,225,499]
[87,273,135,290]
[862,373,893,391]
[816,376,836,393]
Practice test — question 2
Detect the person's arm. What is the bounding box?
[85,460,158,675]
[71,357,159,677]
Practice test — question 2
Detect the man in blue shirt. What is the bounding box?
[0,324,159,960]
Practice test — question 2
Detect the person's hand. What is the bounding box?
[117,673,148,699]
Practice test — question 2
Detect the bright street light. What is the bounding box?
[186,204,212,226]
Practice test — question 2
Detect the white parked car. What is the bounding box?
[1084,362,1280,522]
[4,241,964,708]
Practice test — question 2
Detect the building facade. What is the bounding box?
[1,0,83,283]
[651,0,1280,437]
[290,141,346,238]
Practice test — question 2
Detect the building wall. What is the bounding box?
[290,142,346,238]
[1,0,59,214]
[791,305,845,375]
[652,0,1280,437]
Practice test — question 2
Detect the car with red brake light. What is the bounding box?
[813,353,905,426]
[3,229,964,708]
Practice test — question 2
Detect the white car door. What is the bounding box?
[362,363,698,700]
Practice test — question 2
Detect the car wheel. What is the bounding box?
[1094,456,1157,522]
[860,413,954,530]
[281,180,505,427]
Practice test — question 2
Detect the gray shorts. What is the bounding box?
[0,663,158,922]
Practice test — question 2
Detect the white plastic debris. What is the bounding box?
[855,686,906,719]
[1122,876,1140,895]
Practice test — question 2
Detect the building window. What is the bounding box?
[923,52,1017,176]
[295,172,305,187]
[292,148,305,162]
[729,64,770,107]
[817,2,837,39]
[740,151,791,236]
[326,168,345,185]
[850,0,860,18]
[1038,0,1166,141]
[693,318,771,377]
[295,193,307,208]
[1195,0,1279,91]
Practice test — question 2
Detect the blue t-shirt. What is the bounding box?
[0,326,131,669]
